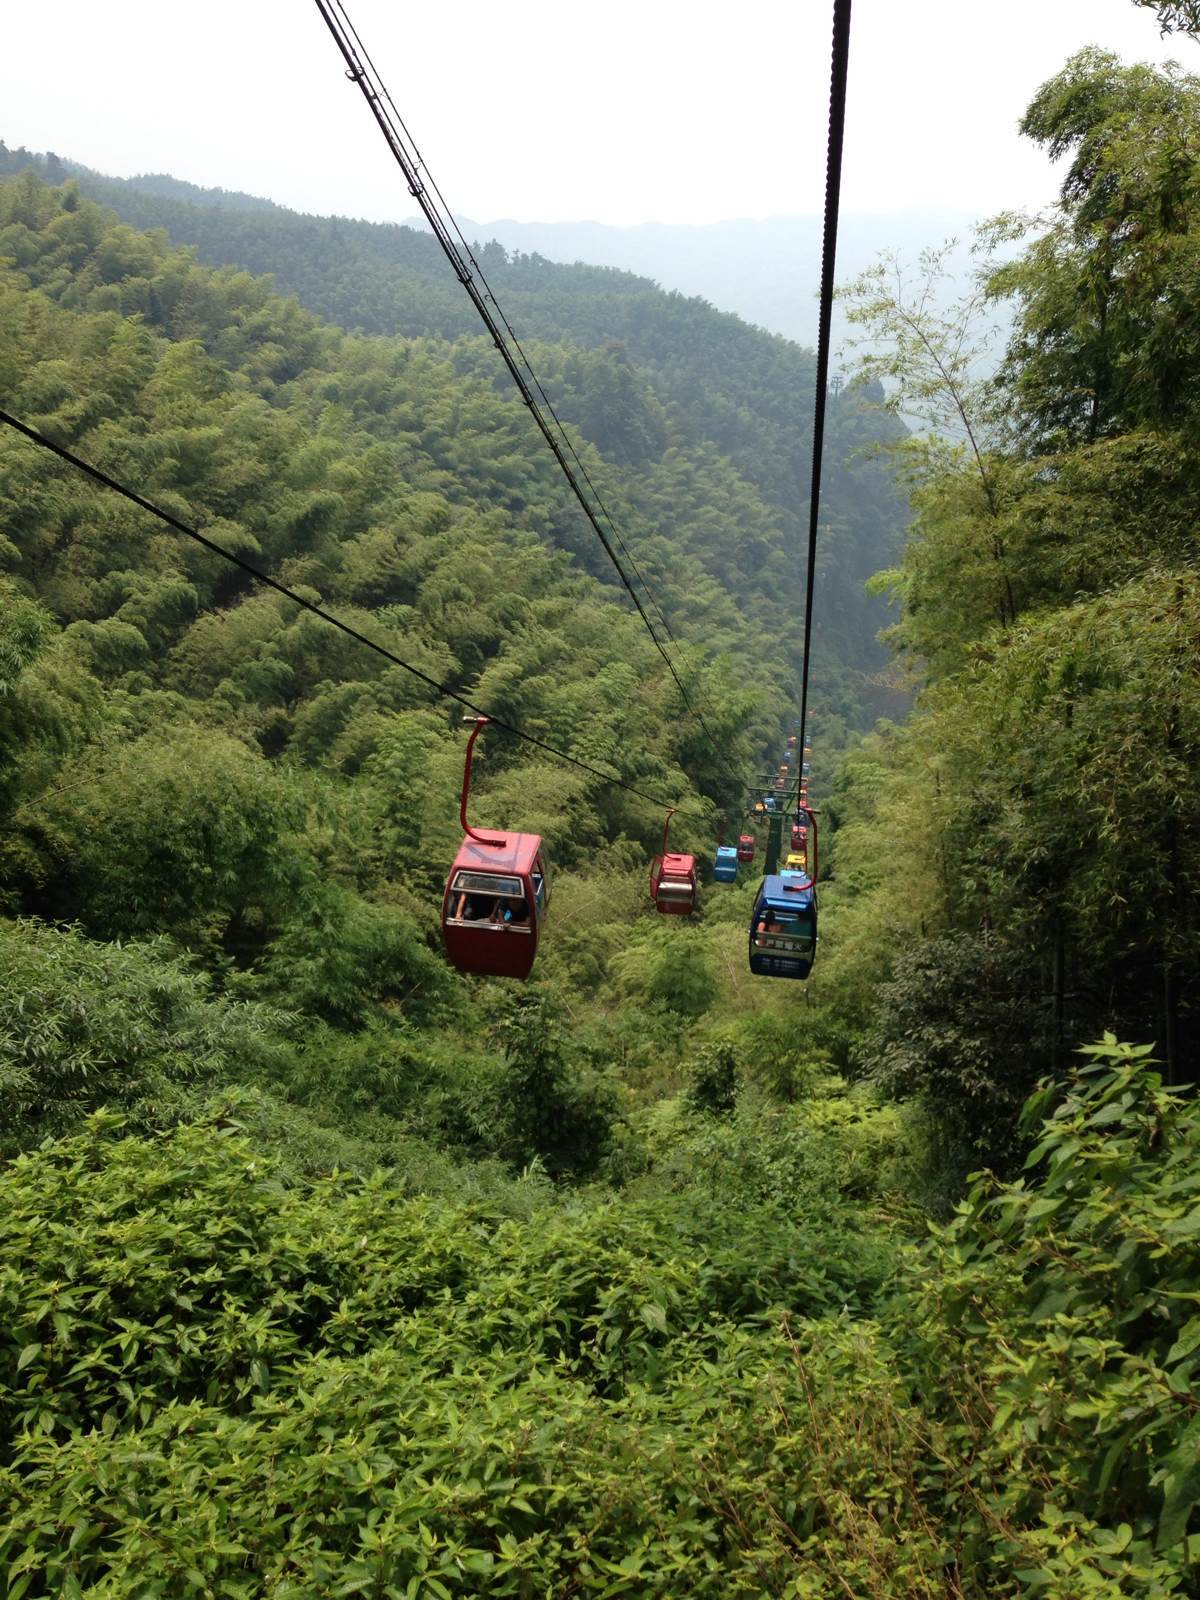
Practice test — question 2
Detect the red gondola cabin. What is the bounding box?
[737,833,756,863]
[442,830,550,980]
[652,851,697,915]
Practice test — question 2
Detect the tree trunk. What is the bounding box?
[1163,961,1179,1088]
[1053,914,1066,1075]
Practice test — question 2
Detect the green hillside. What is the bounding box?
[0,141,910,721]
[3,21,1200,1591]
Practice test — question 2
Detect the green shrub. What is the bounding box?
[490,995,618,1179]
[6,1047,1193,1596]
[683,1037,740,1115]
[248,882,452,1029]
[0,917,289,1149]
[0,1107,906,1596]
[38,727,307,955]
[860,931,1054,1177]
[900,1038,1200,1594]
[612,923,718,1019]
[638,1081,918,1219]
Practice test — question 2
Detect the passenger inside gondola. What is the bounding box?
[455,890,496,921]
[753,906,814,954]
[448,872,532,931]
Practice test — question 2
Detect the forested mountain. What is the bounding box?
[0,139,909,725]
[417,210,983,348]
[3,11,1200,1590]
[4,149,982,343]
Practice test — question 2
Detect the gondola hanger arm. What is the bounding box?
[459,716,505,846]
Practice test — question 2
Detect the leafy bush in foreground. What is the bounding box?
[0,1104,895,1595]
[903,1037,1200,1596]
[1,1045,1197,1595]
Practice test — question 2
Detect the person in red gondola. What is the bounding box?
[455,891,495,921]
[442,719,551,979]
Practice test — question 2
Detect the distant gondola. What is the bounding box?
[714,844,739,883]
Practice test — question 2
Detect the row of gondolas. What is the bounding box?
[441,720,817,981]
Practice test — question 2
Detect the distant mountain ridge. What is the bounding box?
[420,210,984,346]
[1,149,288,214]
[80,168,288,214]
[64,160,982,347]
[1,140,977,347]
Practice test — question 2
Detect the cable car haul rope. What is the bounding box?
[311,0,749,800]
[0,409,706,822]
[0,0,851,983]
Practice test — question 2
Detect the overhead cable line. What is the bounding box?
[796,0,852,767]
[327,0,680,658]
[0,408,713,823]
[312,0,745,790]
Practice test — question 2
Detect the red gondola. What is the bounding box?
[650,808,697,915]
[441,718,550,980]
[791,822,808,852]
[737,833,756,863]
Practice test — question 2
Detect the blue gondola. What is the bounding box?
[748,873,817,980]
[714,844,739,883]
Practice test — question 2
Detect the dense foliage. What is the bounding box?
[2,12,1198,1587]
[2,1040,1196,1596]
[0,141,909,724]
[818,49,1200,1164]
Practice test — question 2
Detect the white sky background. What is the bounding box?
[1,1,1192,227]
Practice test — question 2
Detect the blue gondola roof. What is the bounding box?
[758,874,814,910]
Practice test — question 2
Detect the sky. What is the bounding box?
[2,1,1193,228]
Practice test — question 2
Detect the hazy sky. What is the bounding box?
[3,1,1192,227]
